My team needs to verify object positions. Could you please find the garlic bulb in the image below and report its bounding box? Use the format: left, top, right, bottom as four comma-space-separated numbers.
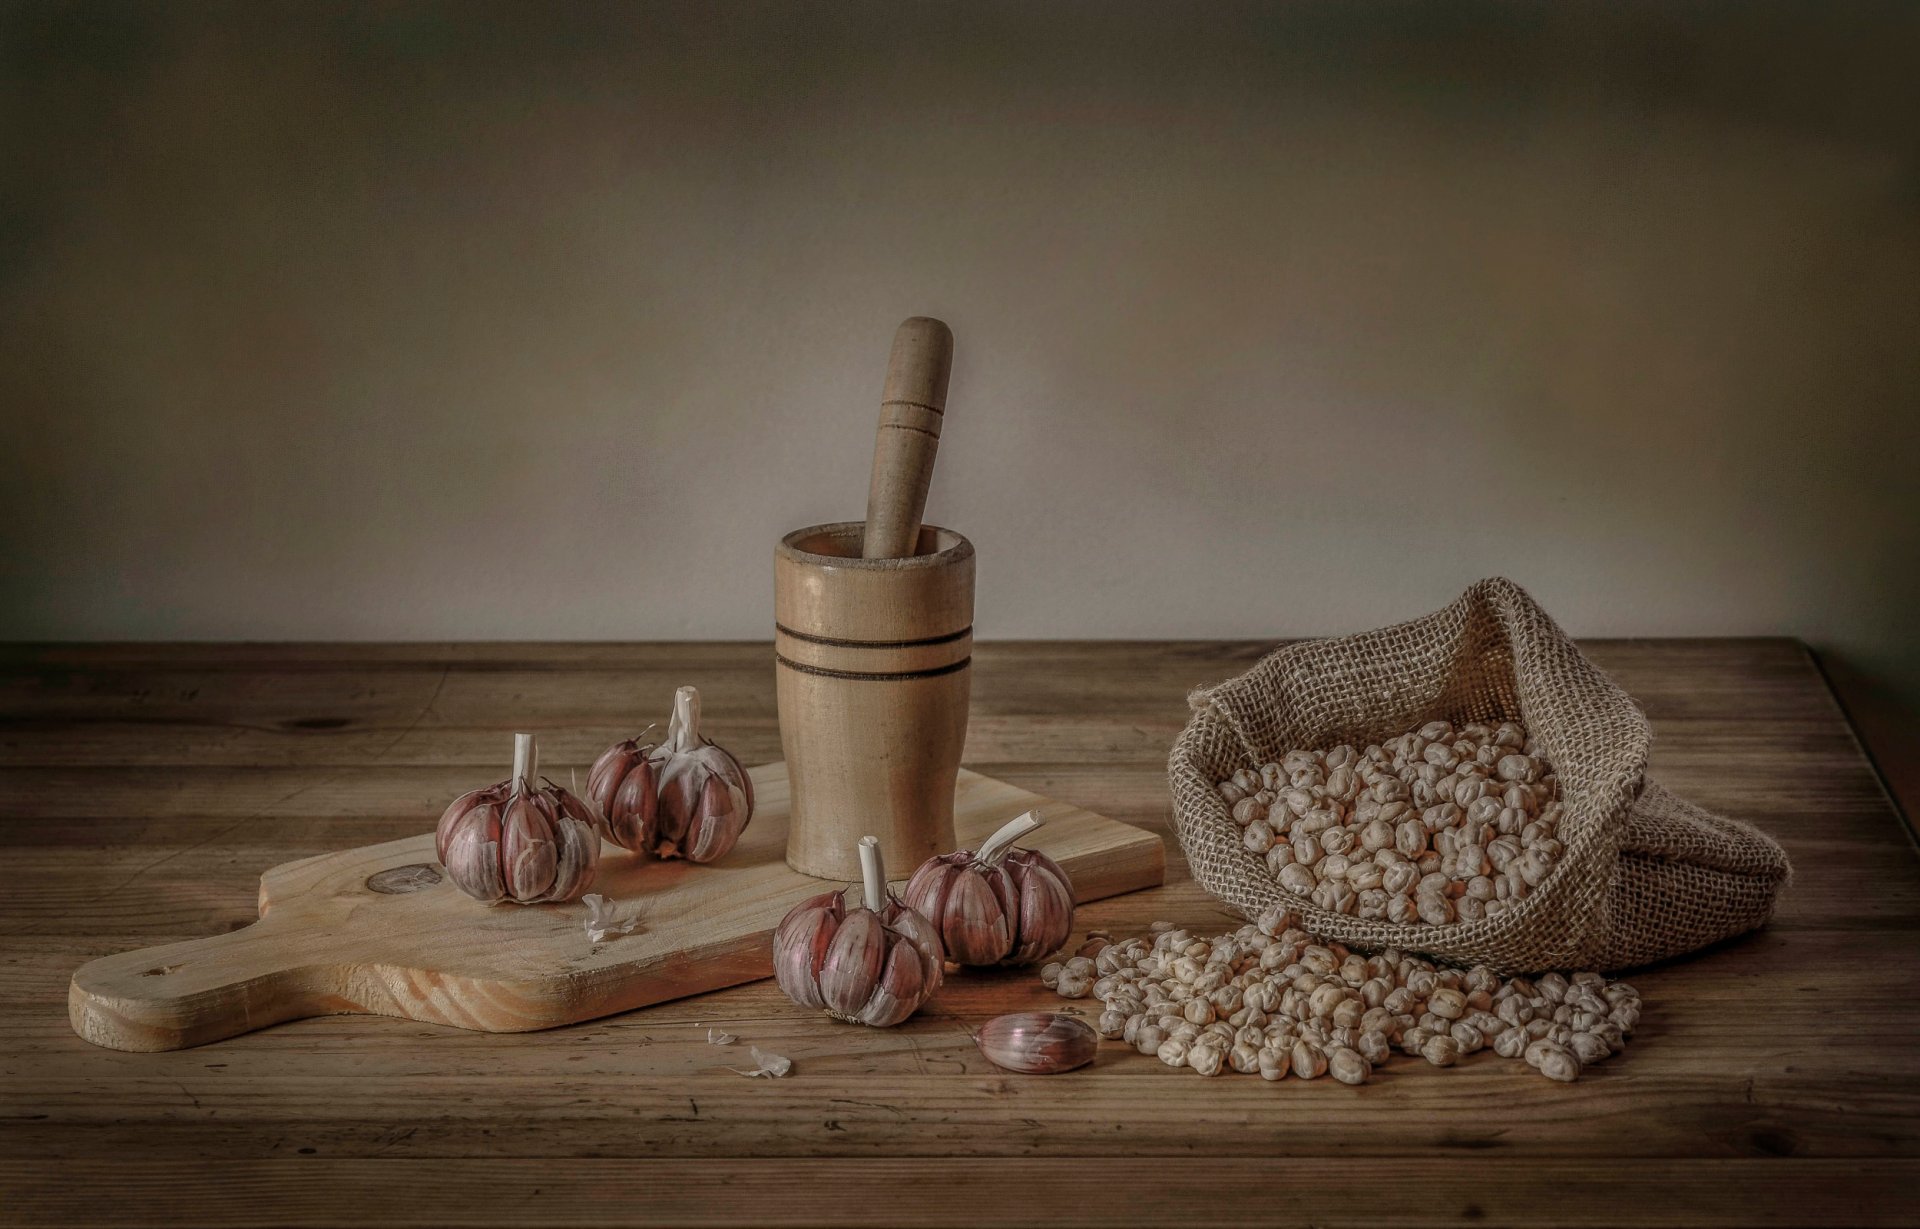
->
903, 811, 1074, 966
587, 685, 755, 863
773, 836, 944, 1027
436, 733, 601, 905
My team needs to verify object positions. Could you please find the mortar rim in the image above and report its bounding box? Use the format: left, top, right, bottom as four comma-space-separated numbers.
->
777, 521, 973, 572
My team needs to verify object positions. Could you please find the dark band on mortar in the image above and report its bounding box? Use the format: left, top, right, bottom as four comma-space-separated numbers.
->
774, 654, 971, 681
774, 623, 972, 650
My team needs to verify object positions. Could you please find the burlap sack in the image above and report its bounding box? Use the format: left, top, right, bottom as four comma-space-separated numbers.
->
1169, 578, 1790, 973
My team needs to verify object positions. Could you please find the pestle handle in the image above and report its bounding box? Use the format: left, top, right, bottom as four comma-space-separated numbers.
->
863, 317, 954, 559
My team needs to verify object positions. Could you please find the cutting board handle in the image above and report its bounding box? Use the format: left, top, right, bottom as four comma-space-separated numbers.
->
862, 316, 953, 559
70, 915, 348, 1052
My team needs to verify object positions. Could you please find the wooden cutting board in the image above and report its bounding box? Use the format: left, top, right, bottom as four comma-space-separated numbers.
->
68, 764, 1165, 1052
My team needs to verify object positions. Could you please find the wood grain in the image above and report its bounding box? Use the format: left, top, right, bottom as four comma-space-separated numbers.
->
2, 639, 1917, 1227
67, 766, 1162, 1051
5, 1159, 1919, 1228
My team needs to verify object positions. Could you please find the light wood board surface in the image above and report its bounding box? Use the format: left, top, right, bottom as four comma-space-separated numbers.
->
67, 765, 1163, 1052
3, 639, 1917, 1226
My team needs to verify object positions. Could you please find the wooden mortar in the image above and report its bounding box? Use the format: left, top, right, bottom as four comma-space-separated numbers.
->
776, 318, 973, 882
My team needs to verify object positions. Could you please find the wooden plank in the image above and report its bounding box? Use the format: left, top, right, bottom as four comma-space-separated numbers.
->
8, 919, 1920, 1161
1, 1158, 1917, 1228
1, 639, 1916, 1228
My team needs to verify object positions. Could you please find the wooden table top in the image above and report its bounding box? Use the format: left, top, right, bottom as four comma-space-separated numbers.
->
3, 640, 1915, 1227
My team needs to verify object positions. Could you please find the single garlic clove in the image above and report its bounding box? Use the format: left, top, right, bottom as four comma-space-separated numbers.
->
545, 810, 601, 903
586, 743, 639, 822
901, 862, 958, 957
500, 792, 558, 902
447, 836, 505, 905
652, 754, 699, 853
939, 867, 1014, 964
443, 802, 506, 904
985, 860, 1021, 919
443, 798, 500, 854
818, 908, 888, 1019
975, 1012, 1098, 1074
609, 758, 657, 850
889, 900, 947, 990
1007, 851, 1074, 964
548, 790, 605, 899
860, 937, 928, 1027
772, 892, 841, 1009
436, 786, 492, 865
685, 770, 743, 863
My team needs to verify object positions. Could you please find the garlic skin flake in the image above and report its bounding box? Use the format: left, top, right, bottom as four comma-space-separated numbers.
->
730, 1046, 792, 1078
581, 894, 639, 944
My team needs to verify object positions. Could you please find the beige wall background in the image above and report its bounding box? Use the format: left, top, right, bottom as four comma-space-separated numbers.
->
4, 2, 1917, 708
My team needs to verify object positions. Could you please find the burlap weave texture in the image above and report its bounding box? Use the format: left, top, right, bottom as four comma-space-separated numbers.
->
1168, 578, 1790, 973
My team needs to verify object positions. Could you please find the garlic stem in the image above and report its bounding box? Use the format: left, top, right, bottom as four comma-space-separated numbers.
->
858, 835, 886, 913
668, 686, 701, 753
977, 810, 1043, 868
512, 732, 538, 793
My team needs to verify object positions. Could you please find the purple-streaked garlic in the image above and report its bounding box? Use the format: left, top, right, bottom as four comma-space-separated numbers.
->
436, 733, 601, 905
587, 685, 754, 863
975, 1011, 1099, 1074
902, 811, 1074, 967
773, 835, 944, 1027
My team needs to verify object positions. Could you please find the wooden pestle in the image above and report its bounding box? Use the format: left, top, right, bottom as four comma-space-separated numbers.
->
777, 316, 970, 881
863, 316, 954, 559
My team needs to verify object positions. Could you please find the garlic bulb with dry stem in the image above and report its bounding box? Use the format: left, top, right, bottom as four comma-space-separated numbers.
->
773, 836, 944, 1027
436, 733, 601, 905
588, 685, 754, 863
902, 811, 1074, 966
